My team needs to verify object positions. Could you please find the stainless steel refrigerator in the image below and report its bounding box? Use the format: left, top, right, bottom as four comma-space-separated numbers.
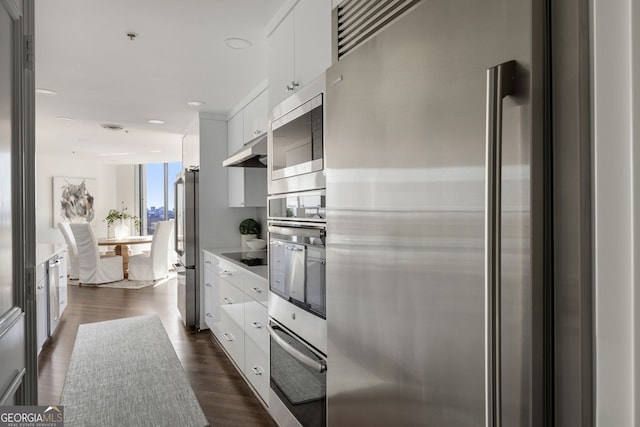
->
175, 169, 200, 328
325, 0, 563, 425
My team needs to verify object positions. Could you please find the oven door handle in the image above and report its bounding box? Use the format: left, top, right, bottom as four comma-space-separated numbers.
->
268, 225, 324, 238
267, 323, 327, 373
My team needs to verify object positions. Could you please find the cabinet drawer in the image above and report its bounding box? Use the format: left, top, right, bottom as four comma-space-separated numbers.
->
217, 259, 244, 290
203, 250, 218, 269
244, 300, 268, 351
244, 274, 267, 306
218, 309, 245, 368
203, 280, 215, 330
219, 278, 245, 329
244, 338, 269, 404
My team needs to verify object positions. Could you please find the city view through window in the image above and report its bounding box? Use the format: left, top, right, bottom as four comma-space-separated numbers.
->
145, 162, 182, 235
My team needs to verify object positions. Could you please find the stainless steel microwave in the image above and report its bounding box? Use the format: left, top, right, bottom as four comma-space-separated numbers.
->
268, 73, 326, 195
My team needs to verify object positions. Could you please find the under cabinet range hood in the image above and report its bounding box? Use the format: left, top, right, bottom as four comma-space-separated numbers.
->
222, 134, 267, 168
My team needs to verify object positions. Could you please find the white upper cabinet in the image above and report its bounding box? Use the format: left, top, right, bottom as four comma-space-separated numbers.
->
268, 11, 295, 109
227, 89, 267, 208
267, 0, 332, 108
293, 0, 332, 90
182, 119, 200, 170
228, 110, 244, 154
242, 89, 268, 143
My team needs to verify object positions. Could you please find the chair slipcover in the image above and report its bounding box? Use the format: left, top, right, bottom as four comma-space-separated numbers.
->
128, 220, 174, 281
70, 223, 124, 284
57, 222, 79, 280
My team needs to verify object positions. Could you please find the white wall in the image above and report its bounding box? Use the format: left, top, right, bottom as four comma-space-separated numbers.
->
115, 165, 136, 219
198, 114, 257, 250
592, 0, 639, 424
36, 152, 118, 244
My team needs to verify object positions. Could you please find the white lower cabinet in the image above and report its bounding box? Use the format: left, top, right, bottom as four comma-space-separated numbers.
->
58, 249, 68, 315
35, 262, 47, 355
203, 250, 270, 405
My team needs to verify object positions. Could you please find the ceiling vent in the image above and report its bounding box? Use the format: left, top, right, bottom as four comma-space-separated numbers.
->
336, 0, 422, 59
101, 123, 124, 132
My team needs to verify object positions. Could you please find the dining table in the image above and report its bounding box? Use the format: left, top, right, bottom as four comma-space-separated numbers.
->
97, 235, 153, 278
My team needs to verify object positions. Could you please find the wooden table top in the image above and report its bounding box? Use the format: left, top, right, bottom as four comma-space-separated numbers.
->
97, 236, 153, 245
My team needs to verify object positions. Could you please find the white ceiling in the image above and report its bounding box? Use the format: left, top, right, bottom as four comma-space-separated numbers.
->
35, 0, 285, 165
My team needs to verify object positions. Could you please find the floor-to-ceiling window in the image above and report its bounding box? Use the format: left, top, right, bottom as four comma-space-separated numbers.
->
139, 162, 181, 235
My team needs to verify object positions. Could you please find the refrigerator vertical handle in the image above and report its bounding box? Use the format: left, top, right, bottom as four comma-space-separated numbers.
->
174, 176, 183, 257
485, 60, 515, 427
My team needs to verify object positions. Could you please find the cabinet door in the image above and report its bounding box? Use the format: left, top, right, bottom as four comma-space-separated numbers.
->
243, 89, 268, 143
58, 250, 68, 315
35, 263, 47, 354
268, 10, 295, 108
294, 0, 332, 88
182, 131, 200, 170
218, 279, 245, 366
228, 111, 246, 207
203, 266, 215, 330
228, 111, 244, 153
244, 338, 270, 403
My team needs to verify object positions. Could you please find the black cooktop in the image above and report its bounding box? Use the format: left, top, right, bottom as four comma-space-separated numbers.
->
221, 251, 267, 267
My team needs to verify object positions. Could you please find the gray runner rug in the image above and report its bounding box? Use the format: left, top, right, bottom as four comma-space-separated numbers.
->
60, 314, 208, 427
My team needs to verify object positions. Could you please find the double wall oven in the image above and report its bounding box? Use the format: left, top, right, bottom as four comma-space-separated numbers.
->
267, 190, 327, 427
267, 73, 328, 427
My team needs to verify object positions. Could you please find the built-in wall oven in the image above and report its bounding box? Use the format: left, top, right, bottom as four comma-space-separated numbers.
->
268, 73, 326, 195
268, 189, 327, 427
268, 190, 326, 319
268, 318, 327, 427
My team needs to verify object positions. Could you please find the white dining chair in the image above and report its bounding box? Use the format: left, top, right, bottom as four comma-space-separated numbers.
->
127, 220, 174, 281
57, 222, 79, 280
70, 223, 124, 284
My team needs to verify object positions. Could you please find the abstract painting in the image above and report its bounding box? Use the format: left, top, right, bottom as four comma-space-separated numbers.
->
53, 177, 97, 226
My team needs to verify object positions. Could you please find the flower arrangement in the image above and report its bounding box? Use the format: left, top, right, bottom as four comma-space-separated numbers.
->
104, 202, 140, 231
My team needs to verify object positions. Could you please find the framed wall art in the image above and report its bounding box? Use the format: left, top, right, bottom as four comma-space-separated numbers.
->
52, 176, 97, 227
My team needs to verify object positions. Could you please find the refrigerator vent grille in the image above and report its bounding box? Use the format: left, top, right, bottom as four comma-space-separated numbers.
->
337, 0, 422, 58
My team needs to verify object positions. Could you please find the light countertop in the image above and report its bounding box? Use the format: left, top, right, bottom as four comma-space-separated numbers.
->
36, 243, 68, 266
202, 247, 267, 280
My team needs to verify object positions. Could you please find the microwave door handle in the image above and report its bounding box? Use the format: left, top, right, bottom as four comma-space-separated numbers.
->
267, 324, 327, 373
268, 225, 323, 238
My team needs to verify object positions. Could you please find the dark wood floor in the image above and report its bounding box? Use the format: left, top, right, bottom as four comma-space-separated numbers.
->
37, 278, 276, 427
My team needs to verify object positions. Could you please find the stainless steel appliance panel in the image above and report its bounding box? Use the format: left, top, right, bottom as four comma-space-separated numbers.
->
268, 220, 327, 319
326, 0, 542, 425
268, 190, 326, 222
284, 243, 306, 302
268, 74, 326, 195
174, 169, 200, 328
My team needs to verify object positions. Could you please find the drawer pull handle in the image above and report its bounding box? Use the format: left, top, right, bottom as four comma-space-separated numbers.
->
206, 313, 212, 317
223, 332, 235, 342
223, 297, 234, 305
252, 321, 262, 329
251, 366, 264, 376
221, 270, 232, 277
205, 260, 212, 264
205, 283, 212, 287
251, 287, 262, 294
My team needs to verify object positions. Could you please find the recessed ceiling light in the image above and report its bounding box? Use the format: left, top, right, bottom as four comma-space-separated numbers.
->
36, 88, 58, 96
148, 119, 165, 125
187, 100, 206, 108
149, 150, 162, 153
56, 116, 72, 121
101, 123, 124, 131
224, 38, 252, 50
